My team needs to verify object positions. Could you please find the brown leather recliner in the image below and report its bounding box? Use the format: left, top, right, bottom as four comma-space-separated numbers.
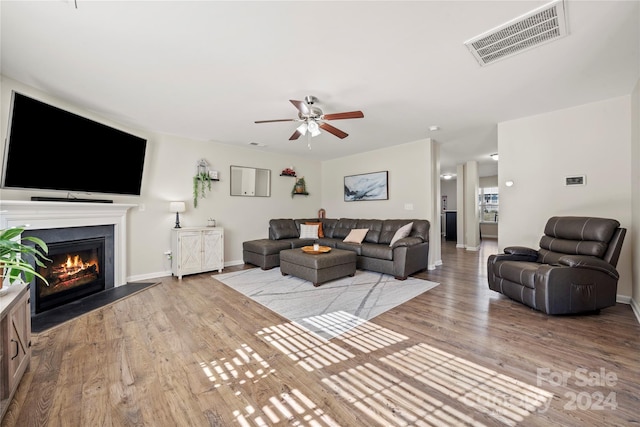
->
487, 216, 626, 314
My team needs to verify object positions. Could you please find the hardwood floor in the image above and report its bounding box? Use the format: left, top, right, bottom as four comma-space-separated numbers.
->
3, 239, 639, 426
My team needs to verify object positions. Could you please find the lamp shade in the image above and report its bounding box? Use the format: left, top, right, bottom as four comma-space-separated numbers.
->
169, 201, 186, 213
307, 120, 321, 137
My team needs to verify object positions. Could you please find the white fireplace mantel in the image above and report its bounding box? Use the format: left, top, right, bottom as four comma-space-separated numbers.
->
0, 200, 136, 286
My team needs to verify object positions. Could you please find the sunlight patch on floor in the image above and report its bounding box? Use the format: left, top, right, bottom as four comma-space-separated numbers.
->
199, 343, 275, 386
380, 343, 554, 426
322, 362, 488, 426
257, 320, 356, 372
304, 311, 409, 352
232, 388, 341, 427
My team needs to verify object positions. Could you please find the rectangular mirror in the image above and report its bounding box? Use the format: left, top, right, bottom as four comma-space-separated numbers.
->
230, 165, 271, 197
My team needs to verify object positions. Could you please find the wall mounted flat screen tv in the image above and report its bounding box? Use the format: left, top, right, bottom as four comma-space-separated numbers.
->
2, 91, 147, 196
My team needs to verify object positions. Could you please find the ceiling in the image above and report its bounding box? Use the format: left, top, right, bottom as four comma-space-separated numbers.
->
1, 1, 638, 179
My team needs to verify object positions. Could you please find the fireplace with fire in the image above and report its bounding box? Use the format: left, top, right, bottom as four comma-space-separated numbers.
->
22, 225, 116, 316
36, 238, 105, 313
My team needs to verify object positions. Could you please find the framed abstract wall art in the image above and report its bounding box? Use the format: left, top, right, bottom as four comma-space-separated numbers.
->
344, 171, 389, 201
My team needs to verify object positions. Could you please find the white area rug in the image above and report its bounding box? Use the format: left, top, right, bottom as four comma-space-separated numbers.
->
214, 268, 439, 339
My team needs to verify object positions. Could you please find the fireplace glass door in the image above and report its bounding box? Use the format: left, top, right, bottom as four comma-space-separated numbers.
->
35, 237, 106, 313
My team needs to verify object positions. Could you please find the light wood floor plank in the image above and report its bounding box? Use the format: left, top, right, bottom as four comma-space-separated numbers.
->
2, 239, 639, 426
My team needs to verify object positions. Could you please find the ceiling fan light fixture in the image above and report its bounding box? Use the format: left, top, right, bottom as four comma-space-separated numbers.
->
296, 122, 308, 136
307, 120, 321, 137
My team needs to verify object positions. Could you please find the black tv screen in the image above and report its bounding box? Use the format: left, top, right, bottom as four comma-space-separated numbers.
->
2, 92, 147, 196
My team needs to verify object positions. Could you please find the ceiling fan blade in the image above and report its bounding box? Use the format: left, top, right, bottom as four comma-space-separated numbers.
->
322, 111, 364, 120
289, 99, 310, 116
289, 130, 302, 140
319, 122, 348, 139
254, 118, 296, 124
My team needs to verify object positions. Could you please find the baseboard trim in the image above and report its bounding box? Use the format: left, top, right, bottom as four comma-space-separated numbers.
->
616, 294, 631, 304
127, 271, 171, 283
630, 298, 640, 324
126, 260, 247, 283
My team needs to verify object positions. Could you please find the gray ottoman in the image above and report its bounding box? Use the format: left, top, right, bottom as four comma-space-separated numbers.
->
280, 248, 357, 287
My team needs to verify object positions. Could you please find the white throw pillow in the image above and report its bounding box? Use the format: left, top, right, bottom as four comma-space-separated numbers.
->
343, 229, 369, 244
299, 224, 319, 239
389, 222, 413, 247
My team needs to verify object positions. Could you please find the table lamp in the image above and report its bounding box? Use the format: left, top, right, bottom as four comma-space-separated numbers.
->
170, 201, 186, 228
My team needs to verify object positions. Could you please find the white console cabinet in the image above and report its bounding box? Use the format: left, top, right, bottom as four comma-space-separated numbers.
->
171, 227, 224, 279
0, 283, 31, 422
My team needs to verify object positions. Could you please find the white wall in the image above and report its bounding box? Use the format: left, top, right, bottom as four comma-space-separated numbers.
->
320, 139, 440, 268
128, 134, 322, 279
0, 76, 322, 280
440, 179, 457, 211
498, 96, 633, 298
1, 77, 442, 281
631, 78, 640, 318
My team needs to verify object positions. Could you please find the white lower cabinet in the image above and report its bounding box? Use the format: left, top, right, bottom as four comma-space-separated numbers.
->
171, 227, 224, 279
0, 283, 31, 422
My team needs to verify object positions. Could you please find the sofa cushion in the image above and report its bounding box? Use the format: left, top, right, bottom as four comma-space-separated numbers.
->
333, 218, 359, 239
269, 219, 299, 240
495, 260, 538, 289
544, 216, 619, 243
379, 220, 414, 245
243, 239, 293, 256
361, 243, 393, 261
389, 222, 413, 247
538, 237, 608, 259
299, 224, 319, 239
319, 218, 338, 238
305, 222, 324, 238
336, 241, 363, 255
356, 219, 383, 243
343, 229, 368, 244
539, 216, 619, 259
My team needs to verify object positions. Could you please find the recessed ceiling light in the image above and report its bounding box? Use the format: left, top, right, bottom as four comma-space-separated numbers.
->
429, 125, 440, 131
441, 174, 455, 180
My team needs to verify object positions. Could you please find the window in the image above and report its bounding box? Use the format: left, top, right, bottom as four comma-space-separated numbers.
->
479, 187, 499, 222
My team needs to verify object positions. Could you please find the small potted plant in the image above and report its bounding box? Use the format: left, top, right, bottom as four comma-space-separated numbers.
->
193, 171, 213, 208
193, 159, 213, 208
291, 176, 308, 197
0, 226, 50, 291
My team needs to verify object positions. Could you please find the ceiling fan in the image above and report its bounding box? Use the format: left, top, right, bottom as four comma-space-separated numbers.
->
254, 96, 364, 141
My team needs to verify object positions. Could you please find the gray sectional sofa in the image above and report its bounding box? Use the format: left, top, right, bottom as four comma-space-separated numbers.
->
243, 218, 430, 280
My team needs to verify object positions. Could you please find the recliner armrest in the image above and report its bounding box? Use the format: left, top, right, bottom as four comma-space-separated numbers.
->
487, 246, 538, 265
503, 246, 539, 261
557, 255, 619, 279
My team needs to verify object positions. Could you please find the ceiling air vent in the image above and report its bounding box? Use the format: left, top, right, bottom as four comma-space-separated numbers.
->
464, 0, 568, 66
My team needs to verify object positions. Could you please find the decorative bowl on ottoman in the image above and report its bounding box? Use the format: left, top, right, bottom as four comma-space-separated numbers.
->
301, 245, 331, 254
